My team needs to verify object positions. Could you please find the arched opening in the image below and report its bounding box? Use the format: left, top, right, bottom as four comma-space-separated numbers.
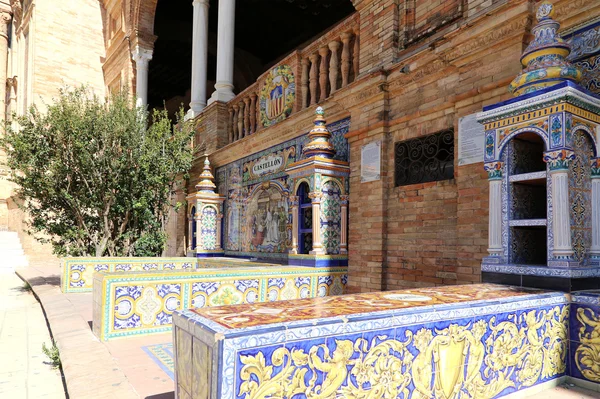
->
505, 132, 547, 265
297, 182, 312, 254
146, 0, 355, 117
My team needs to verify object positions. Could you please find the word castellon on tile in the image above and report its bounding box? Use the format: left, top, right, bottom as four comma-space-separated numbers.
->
478, 0, 600, 292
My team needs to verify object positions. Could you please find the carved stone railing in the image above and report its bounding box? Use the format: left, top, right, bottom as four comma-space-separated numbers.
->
226, 12, 360, 144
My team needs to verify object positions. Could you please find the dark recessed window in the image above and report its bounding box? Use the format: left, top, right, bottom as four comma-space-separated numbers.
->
394, 129, 454, 187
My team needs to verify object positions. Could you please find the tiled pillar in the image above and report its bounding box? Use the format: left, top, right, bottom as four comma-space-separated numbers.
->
208, 0, 236, 104
545, 150, 575, 261
290, 196, 299, 254
216, 213, 223, 250
340, 195, 348, 254
590, 158, 600, 260
189, 0, 210, 116
195, 206, 202, 252
132, 46, 153, 107
485, 162, 503, 257
309, 192, 325, 255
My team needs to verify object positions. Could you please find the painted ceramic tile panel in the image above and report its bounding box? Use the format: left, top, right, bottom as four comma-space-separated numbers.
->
191, 284, 542, 330
234, 304, 568, 399
61, 257, 196, 293
94, 266, 347, 341
568, 130, 593, 263
217, 118, 350, 259
570, 291, 600, 384
566, 20, 600, 94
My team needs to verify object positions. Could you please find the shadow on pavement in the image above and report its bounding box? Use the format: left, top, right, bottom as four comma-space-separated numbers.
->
146, 392, 174, 399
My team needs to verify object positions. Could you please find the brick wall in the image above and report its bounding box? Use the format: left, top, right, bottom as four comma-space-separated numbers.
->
170, 0, 600, 283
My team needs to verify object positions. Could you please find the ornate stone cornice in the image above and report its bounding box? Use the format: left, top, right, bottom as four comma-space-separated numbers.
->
440, 15, 532, 63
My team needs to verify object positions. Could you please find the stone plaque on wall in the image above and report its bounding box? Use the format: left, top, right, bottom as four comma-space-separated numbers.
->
458, 113, 485, 166
361, 141, 381, 183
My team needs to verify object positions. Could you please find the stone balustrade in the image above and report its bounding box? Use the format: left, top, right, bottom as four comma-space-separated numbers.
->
226, 13, 359, 145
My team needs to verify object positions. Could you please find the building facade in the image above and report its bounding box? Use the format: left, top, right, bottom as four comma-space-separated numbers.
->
2, 0, 600, 292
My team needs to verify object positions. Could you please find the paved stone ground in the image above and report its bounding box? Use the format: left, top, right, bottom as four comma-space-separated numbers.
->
0, 269, 66, 399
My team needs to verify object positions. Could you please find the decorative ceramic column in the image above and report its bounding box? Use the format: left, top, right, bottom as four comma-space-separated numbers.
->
484, 162, 503, 258
309, 192, 325, 255
188, 210, 193, 252
132, 46, 153, 107
340, 195, 349, 254
328, 41, 340, 94
318, 46, 329, 102
545, 150, 575, 261
309, 54, 319, 106
216, 214, 223, 250
0, 11, 11, 121
289, 196, 299, 254
186, 157, 226, 257
208, 0, 236, 104
301, 58, 310, 109
590, 158, 600, 260
340, 32, 352, 88
189, 0, 210, 116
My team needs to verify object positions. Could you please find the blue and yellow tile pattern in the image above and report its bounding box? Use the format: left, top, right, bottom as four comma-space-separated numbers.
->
173, 284, 572, 399
93, 266, 347, 341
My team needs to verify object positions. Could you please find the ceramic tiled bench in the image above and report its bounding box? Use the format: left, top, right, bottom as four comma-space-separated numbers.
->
172, 284, 577, 399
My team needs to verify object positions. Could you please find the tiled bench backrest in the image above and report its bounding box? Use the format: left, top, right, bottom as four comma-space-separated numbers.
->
93, 266, 347, 341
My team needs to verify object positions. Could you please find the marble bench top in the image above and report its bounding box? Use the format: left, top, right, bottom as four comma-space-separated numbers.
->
186, 283, 557, 331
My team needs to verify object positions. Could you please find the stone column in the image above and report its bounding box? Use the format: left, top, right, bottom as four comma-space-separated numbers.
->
132, 46, 153, 107
318, 46, 329, 102
208, 0, 236, 104
249, 93, 257, 133
328, 41, 340, 94
545, 151, 575, 261
484, 162, 503, 257
301, 58, 309, 109
340, 195, 348, 254
0, 11, 11, 121
309, 192, 325, 255
340, 32, 352, 88
353, 29, 360, 81
289, 196, 299, 254
237, 101, 244, 138
243, 97, 250, 137
232, 104, 239, 141
189, 0, 210, 116
227, 107, 234, 143
309, 54, 319, 106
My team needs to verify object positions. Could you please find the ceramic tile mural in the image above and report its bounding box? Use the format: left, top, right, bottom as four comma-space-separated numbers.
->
92, 266, 347, 341
61, 257, 196, 293
216, 118, 350, 260
568, 130, 593, 263
173, 284, 571, 399
566, 21, 600, 95
570, 290, 600, 384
